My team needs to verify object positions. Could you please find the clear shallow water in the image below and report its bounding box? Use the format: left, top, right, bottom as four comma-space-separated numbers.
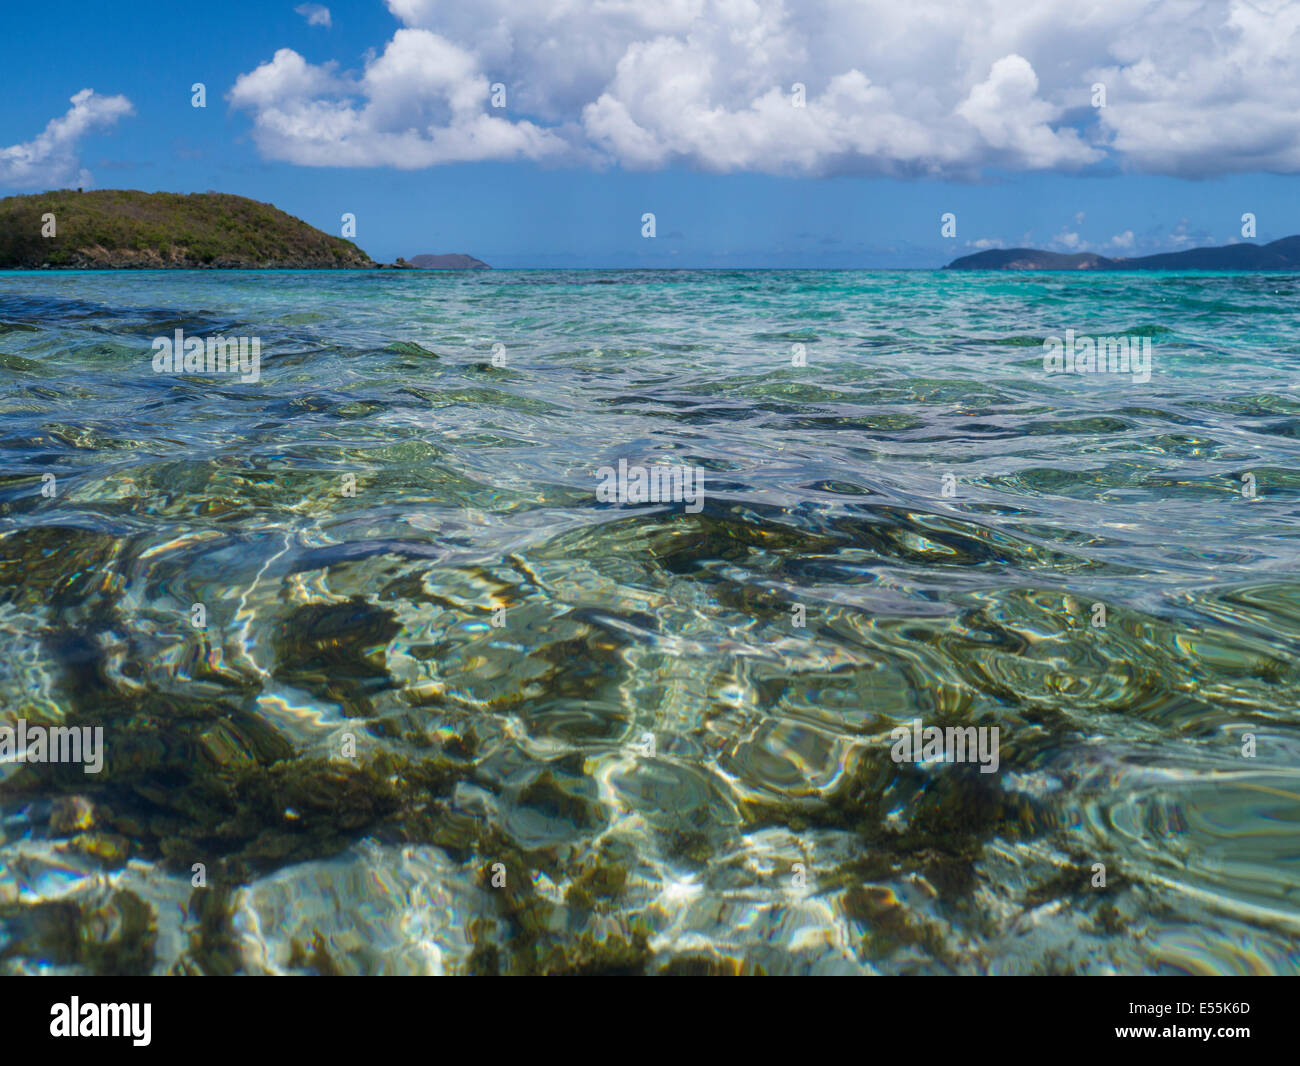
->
0, 268, 1298, 975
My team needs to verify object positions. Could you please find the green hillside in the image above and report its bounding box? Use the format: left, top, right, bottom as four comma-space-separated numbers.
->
0, 189, 375, 269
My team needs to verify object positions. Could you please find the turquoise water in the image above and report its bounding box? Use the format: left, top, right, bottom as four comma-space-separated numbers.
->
1, 269, 1298, 974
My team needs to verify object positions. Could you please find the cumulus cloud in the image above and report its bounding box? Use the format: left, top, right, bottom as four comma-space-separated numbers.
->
295, 4, 332, 28
955, 55, 1100, 170
0, 89, 134, 190
1090, 0, 1300, 176
228, 0, 1300, 178
229, 34, 568, 166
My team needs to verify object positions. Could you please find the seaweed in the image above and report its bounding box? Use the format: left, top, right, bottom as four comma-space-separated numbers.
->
658, 953, 743, 976
517, 769, 601, 830
1091, 902, 1127, 936
0, 890, 157, 975
272, 596, 402, 718
1024, 861, 1128, 907
287, 930, 346, 976
564, 851, 630, 910
744, 742, 1043, 903
6, 734, 475, 883
841, 884, 950, 962
464, 925, 502, 976
181, 885, 242, 976
530, 930, 652, 977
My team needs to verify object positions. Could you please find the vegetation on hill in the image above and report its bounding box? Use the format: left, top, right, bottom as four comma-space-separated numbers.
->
0, 189, 375, 269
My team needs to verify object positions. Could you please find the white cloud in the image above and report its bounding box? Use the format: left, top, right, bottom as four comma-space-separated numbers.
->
954, 55, 1100, 170
0, 89, 134, 190
228, 0, 1300, 178
295, 4, 332, 28
1052, 229, 1084, 250
967, 237, 1004, 249
1109, 230, 1135, 249
1090, 1, 1300, 177
229, 34, 569, 167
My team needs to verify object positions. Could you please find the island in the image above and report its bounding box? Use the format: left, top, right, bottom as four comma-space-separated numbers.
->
407, 253, 490, 269
0, 190, 375, 269
944, 235, 1300, 271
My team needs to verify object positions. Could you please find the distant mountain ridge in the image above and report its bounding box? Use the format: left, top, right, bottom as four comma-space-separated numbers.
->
945, 235, 1300, 271
0, 190, 374, 269
407, 253, 490, 269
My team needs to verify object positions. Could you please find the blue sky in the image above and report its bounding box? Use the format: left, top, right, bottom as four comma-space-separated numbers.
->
1, 0, 1296, 267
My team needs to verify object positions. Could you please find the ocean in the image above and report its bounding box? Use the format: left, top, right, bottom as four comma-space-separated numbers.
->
1, 268, 1298, 975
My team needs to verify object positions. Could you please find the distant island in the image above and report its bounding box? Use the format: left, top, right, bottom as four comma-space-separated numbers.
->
0, 190, 374, 269
405, 253, 490, 269
945, 235, 1300, 271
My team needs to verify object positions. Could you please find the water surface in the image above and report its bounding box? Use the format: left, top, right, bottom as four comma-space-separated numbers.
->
1, 269, 1298, 974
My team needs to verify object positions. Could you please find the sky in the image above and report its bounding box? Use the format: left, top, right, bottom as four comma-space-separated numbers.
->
1, 0, 1297, 268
